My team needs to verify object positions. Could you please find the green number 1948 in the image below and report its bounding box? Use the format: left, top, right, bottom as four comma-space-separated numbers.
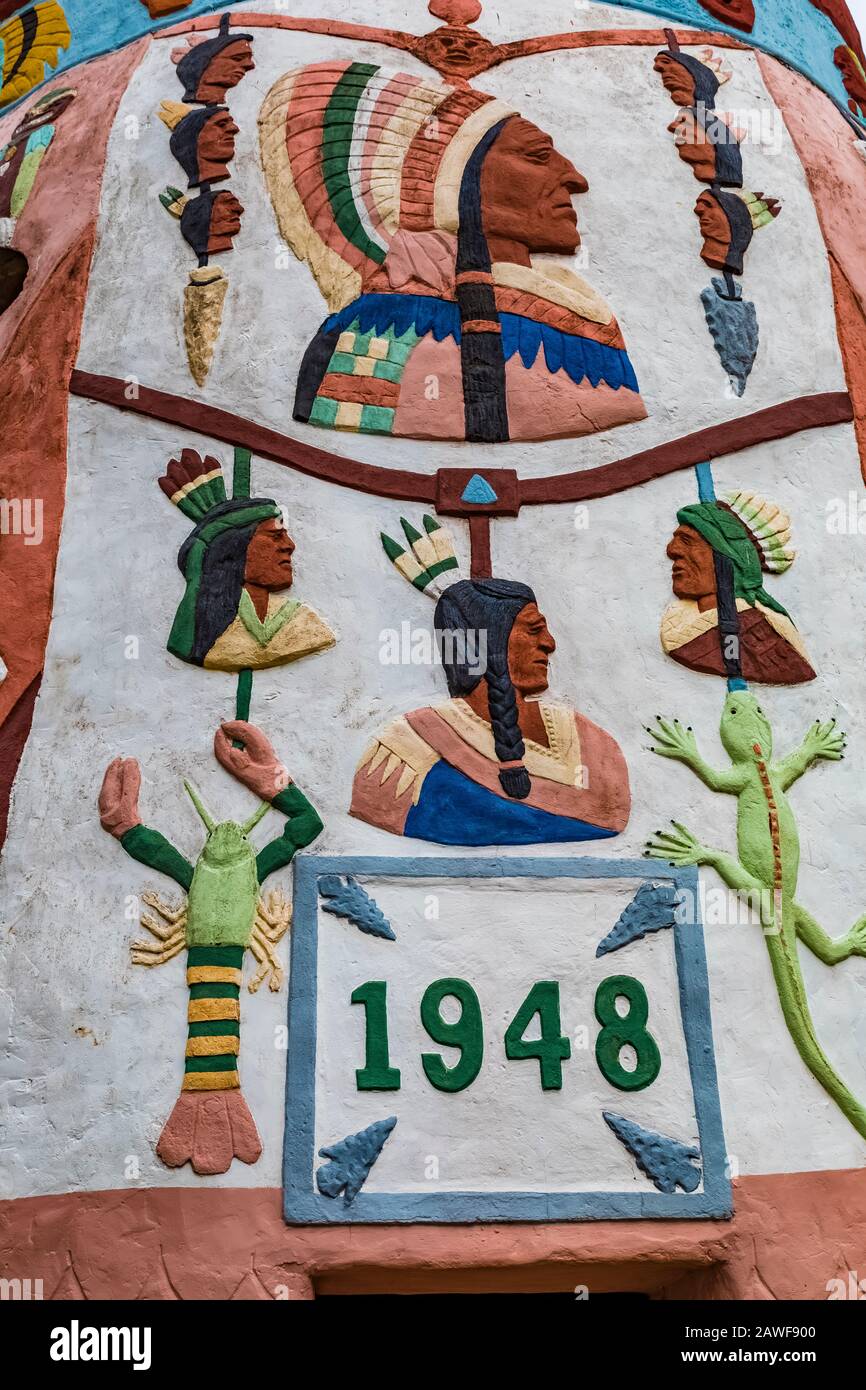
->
350, 975, 661, 1094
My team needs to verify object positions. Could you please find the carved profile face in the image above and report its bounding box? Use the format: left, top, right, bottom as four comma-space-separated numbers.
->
654, 52, 697, 106
668, 111, 717, 180
480, 117, 588, 256
415, 25, 496, 79
670, 110, 743, 187
208, 190, 244, 252
244, 517, 295, 590
667, 525, 717, 602
670, 111, 717, 180
198, 39, 256, 103
506, 602, 556, 696
197, 109, 239, 182
699, 0, 756, 30
694, 190, 731, 269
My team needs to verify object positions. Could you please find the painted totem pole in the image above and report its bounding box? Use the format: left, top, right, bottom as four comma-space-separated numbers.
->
1, 0, 866, 1308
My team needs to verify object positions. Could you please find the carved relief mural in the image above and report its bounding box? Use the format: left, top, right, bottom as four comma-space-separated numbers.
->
159, 448, 335, 673
159, 14, 254, 383
661, 479, 815, 683
2, 0, 866, 1311
655, 33, 781, 395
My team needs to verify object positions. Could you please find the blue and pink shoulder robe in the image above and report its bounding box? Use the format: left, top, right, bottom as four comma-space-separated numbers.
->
350, 701, 631, 846
294, 264, 647, 442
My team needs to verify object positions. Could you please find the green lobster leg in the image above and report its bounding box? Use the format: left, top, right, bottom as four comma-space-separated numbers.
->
255, 785, 324, 884
120, 824, 194, 892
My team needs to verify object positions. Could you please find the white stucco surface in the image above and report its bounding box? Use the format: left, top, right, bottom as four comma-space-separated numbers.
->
314, 874, 699, 1195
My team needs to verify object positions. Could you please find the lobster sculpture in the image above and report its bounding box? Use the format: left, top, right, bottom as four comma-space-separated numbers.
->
99, 721, 322, 1174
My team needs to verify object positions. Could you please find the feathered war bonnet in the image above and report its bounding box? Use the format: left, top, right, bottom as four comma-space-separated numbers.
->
159, 450, 280, 665
258, 58, 516, 314
676, 489, 796, 617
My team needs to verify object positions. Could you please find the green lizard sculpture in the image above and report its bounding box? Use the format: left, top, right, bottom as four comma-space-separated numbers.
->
644, 690, 866, 1140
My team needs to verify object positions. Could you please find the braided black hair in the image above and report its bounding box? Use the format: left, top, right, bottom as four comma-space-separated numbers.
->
434, 579, 536, 800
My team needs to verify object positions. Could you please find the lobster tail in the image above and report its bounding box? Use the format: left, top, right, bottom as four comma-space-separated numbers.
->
157, 1090, 262, 1174
156, 943, 261, 1174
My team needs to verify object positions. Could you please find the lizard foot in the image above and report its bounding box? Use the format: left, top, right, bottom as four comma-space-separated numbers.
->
646, 716, 700, 765
801, 718, 847, 762
645, 820, 713, 868
843, 915, 866, 958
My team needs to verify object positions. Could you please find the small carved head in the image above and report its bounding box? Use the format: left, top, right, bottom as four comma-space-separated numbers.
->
175, 16, 255, 103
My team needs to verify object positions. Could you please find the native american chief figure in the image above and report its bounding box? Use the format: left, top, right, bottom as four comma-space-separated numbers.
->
259, 62, 647, 443
661, 489, 815, 685
351, 517, 631, 846
158, 450, 334, 673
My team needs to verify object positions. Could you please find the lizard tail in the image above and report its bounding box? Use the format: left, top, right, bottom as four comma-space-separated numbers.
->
156, 944, 262, 1174
766, 938, 866, 1141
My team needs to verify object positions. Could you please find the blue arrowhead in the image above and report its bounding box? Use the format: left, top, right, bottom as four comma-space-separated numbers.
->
460, 473, 498, 505
318, 875, 396, 940
316, 1117, 397, 1204
701, 278, 759, 397
603, 1111, 702, 1194
596, 882, 678, 957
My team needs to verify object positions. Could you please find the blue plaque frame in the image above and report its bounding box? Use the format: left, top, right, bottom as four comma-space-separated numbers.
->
283, 855, 732, 1224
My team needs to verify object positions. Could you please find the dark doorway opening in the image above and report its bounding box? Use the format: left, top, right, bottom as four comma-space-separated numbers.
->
0, 248, 28, 315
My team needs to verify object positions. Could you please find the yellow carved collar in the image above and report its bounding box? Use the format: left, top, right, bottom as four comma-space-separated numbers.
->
437, 699, 584, 788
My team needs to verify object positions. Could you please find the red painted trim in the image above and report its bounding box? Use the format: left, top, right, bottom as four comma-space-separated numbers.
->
69, 371, 853, 509
468, 514, 492, 577
2, 1166, 865, 1299
155, 13, 750, 71
493, 28, 748, 64
0, 671, 40, 848
70, 371, 437, 504
519, 392, 853, 503
156, 11, 426, 48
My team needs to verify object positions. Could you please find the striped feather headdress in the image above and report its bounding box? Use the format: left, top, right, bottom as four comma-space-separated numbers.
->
258, 60, 514, 312
722, 489, 795, 573
159, 449, 228, 522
